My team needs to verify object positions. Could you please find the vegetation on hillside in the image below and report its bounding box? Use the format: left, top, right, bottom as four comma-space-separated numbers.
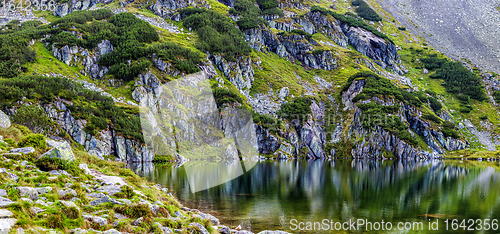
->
0, 125, 206, 233
0, 20, 50, 78
421, 54, 485, 115
277, 97, 312, 124
0, 76, 143, 141
256, 0, 283, 16
181, 8, 252, 60
311, 6, 392, 43
352, 0, 382, 21
229, 0, 270, 30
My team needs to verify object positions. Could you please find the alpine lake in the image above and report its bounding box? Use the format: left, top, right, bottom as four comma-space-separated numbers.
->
129, 159, 500, 233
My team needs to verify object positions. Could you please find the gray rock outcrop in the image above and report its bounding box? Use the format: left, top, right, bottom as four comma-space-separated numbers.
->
0, 111, 10, 129
38, 141, 76, 162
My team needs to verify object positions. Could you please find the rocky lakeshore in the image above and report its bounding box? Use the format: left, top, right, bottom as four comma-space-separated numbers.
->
0, 124, 287, 234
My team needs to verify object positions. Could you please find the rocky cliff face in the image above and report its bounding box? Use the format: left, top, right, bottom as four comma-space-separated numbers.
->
243, 26, 338, 71
53, 0, 103, 17
341, 25, 401, 73
149, 0, 210, 18
256, 10, 403, 74
210, 54, 254, 90
3, 101, 153, 162
341, 79, 468, 158
50, 40, 112, 80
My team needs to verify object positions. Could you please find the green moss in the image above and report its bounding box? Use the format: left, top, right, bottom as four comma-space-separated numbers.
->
35, 157, 83, 176
17, 134, 47, 150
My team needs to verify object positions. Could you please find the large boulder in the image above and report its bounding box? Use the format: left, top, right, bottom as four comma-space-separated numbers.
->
38, 141, 75, 162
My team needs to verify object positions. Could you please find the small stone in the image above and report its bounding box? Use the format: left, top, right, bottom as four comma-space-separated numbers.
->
96, 185, 121, 196
0, 218, 17, 234
114, 213, 127, 220
174, 211, 182, 217
219, 226, 231, 234
10, 147, 35, 154
83, 215, 107, 226
0, 209, 13, 218
35, 200, 49, 207
117, 199, 131, 205
0, 189, 6, 197
70, 228, 88, 234
58, 188, 77, 198
16, 187, 38, 200
150, 204, 159, 215
131, 217, 143, 226
189, 223, 209, 234
36, 187, 52, 195
16, 227, 24, 234
29, 207, 45, 215
103, 229, 120, 234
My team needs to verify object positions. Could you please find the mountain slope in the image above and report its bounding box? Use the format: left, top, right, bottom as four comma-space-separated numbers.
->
0, 0, 499, 163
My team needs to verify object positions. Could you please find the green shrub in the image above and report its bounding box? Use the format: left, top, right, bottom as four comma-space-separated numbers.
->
113, 204, 152, 218
262, 7, 284, 17
459, 104, 473, 113
60, 203, 81, 219
493, 91, 500, 102
352, 0, 382, 21
181, 9, 252, 59
429, 97, 442, 112
290, 29, 312, 40
442, 121, 459, 139
12, 105, 55, 134
277, 97, 312, 124
421, 55, 447, 70
230, 0, 261, 18
148, 42, 202, 74
422, 113, 442, 124
422, 58, 486, 101
253, 112, 281, 129
237, 17, 259, 30
438, 62, 485, 101
256, 0, 278, 10
347, 72, 421, 106
17, 133, 47, 150
397, 26, 406, 31
213, 87, 243, 107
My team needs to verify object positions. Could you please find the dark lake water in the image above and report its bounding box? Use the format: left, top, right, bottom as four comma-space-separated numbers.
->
129, 160, 500, 233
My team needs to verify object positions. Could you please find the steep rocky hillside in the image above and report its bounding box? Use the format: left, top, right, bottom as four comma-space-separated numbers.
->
373, 0, 500, 74
1, 0, 500, 232
1, 0, 499, 162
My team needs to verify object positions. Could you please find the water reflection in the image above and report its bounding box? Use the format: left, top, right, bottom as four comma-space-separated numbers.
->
129, 160, 500, 233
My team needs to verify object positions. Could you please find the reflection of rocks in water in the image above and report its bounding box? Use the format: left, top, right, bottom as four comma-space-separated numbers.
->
127, 162, 155, 177
131, 159, 500, 233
